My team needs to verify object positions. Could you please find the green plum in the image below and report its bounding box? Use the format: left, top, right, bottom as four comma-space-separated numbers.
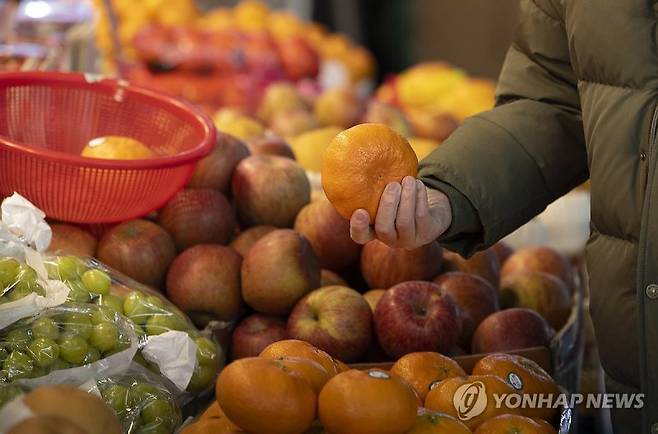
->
0, 258, 19, 288
53, 256, 86, 281
195, 337, 217, 366
47, 358, 71, 373
140, 399, 174, 429
187, 364, 216, 392
66, 280, 92, 303
98, 294, 124, 315
58, 335, 88, 365
144, 314, 186, 336
83, 347, 101, 365
0, 347, 8, 363
3, 351, 33, 380
90, 322, 119, 352
101, 384, 128, 414
123, 292, 152, 325
31, 317, 60, 340
5, 327, 32, 351
127, 383, 165, 408
81, 269, 111, 295
0, 384, 23, 408
27, 337, 60, 367
63, 313, 92, 339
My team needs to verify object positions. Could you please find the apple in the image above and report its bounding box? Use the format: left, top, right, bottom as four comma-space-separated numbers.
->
230, 314, 288, 360
501, 246, 574, 291
287, 286, 372, 362
313, 88, 365, 128
363, 289, 386, 313
157, 188, 237, 250
231, 155, 311, 227
362, 101, 412, 137
229, 225, 277, 257
406, 108, 459, 142
247, 135, 296, 160
187, 131, 250, 193
270, 109, 319, 138
97, 219, 176, 288
275, 36, 319, 81
490, 242, 514, 266
471, 308, 555, 354
47, 224, 97, 257
374, 281, 461, 359
433, 272, 499, 350
442, 249, 500, 288
320, 269, 347, 287
257, 82, 308, 123
294, 200, 361, 271
166, 245, 243, 326
241, 229, 320, 315
499, 270, 572, 330
361, 240, 443, 289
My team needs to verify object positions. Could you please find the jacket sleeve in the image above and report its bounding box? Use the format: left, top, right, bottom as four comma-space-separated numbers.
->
418, 0, 588, 256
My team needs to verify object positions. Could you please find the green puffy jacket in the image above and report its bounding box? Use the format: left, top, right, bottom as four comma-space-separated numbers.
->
418, 0, 658, 432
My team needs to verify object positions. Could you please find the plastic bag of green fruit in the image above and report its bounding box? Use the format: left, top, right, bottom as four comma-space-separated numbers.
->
41, 256, 224, 400
84, 364, 184, 434
0, 303, 139, 388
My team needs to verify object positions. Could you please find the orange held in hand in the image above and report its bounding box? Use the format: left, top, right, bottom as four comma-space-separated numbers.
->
390, 352, 467, 401
321, 123, 418, 223
215, 357, 317, 434
318, 368, 418, 434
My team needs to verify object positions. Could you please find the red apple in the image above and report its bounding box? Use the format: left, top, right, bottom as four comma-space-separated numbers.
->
47, 224, 97, 257
247, 135, 296, 160
230, 314, 288, 360
231, 155, 310, 227
157, 188, 237, 250
490, 242, 514, 266
97, 219, 176, 288
374, 281, 461, 359
499, 270, 572, 330
363, 289, 386, 313
187, 131, 250, 193
320, 269, 347, 287
361, 240, 443, 289
241, 229, 320, 315
166, 245, 243, 326
229, 225, 277, 257
501, 246, 574, 291
471, 308, 555, 354
287, 285, 372, 362
294, 200, 361, 271
443, 249, 500, 288
433, 272, 499, 350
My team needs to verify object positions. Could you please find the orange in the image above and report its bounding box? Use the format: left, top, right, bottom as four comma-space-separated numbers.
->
81, 136, 156, 160
215, 357, 316, 434
180, 418, 244, 434
260, 339, 341, 376
335, 359, 350, 373
474, 414, 557, 434
313, 88, 364, 128
321, 123, 418, 222
391, 352, 466, 401
277, 356, 332, 393
472, 354, 560, 420
424, 375, 521, 430
318, 369, 418, 434
405, 411, 472, 434
199, 401, 224, 420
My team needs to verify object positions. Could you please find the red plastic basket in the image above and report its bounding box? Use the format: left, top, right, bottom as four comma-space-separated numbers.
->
0, 72, 216, 223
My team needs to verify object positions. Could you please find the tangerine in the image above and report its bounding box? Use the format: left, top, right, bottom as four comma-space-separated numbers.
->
277, 356, 332, 393
405, 410, 472, 434
321, 123, 418, 223
260, 339, 341, 376
474, 414, 557, 434
390, 352, 466, 401
180, 418, 243, 434
215, 357, 316, 434
318, 368, 418, 434
424, 375, 521, 430
472, 354, 560, 420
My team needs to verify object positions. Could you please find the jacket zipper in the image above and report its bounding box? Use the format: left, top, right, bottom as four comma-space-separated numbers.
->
645, 104, 658, 188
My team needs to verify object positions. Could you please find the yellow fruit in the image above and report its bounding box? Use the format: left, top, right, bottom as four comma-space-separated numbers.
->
408, 137, 440, 161
213, 109, 265, 142
290, 126, 342, 172
396, 63, 467, 110
81, 136, 156, 160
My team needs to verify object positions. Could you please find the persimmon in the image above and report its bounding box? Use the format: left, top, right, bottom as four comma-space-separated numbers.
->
318, 369, 418, 434
321, 123, 418, 223
390, 352, 466, 401
215, 357, 316, 434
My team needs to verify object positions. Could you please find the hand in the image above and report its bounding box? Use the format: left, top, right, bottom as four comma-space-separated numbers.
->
350, 176, 452, 249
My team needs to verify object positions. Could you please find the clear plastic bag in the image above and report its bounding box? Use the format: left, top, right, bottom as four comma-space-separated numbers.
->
89, 365, 183, 434
0, 303, 138, 387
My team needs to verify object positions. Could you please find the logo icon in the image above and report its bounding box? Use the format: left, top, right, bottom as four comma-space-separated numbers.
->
453, 381, 487, 421
508, 372, 524, 391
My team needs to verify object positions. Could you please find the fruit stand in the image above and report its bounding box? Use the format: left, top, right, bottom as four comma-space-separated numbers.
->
0, 1, 590, 434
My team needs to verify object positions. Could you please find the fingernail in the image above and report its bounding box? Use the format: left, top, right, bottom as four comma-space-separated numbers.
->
386, 182, 401, 194
416, 179, 425, 189
403, 176, 415, 188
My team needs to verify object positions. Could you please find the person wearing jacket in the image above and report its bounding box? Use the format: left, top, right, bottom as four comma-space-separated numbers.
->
350, 0, 658, 432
